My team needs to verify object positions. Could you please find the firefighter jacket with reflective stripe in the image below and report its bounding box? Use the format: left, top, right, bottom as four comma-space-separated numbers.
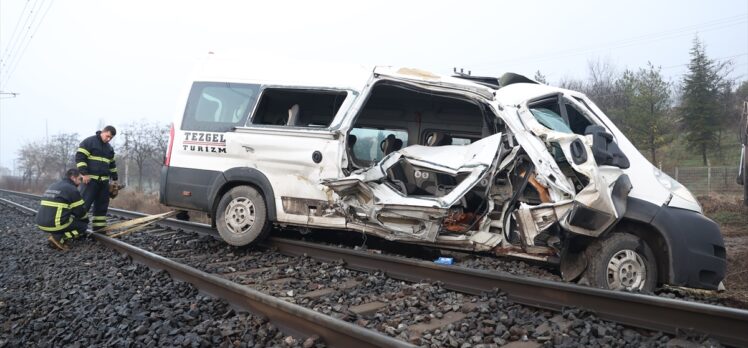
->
76, 131, 118, 181
35, 178, 87, 232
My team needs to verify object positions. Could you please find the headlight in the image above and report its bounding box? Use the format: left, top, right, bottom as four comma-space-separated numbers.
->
653, 167, 702, 212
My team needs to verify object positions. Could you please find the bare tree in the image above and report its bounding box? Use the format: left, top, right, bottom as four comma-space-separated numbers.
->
149, 123, 170, 166
122, 121, 168, 191
49, 133, 80, 176
558, 76, 585, 91
585, 57, 621, 113
17, 140, 53, 185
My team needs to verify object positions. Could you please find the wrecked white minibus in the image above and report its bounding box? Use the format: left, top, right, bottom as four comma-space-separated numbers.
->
160, 58, 726, 291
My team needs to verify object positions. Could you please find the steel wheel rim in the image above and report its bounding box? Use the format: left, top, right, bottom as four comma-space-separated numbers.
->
606, 249, 646, 291
224, 197, 256, 235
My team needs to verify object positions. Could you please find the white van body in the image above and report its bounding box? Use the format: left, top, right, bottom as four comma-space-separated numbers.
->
161, 56, 725, 291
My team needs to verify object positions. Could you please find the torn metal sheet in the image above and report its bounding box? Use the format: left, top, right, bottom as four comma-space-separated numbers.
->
513, 101, 626, 237
513, 201, 572, 247
495, 104, 576, 200
323, 133, 506, 241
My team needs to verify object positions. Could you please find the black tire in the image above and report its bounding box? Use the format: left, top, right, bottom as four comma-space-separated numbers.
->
583, 233, 658, 292
175, 210, 190, 221
215, 186, 270, 246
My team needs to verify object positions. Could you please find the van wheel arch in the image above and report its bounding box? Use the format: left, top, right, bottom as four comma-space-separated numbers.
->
562, 219, 670, 289
581, 231, 658, 291
209, 167, 277, 228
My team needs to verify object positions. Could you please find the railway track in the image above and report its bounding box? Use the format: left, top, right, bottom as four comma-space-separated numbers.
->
0, 191, 411, 348
2, 188, 748, 347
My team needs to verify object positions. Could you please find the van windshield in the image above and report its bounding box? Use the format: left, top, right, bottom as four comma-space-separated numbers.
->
530, 108, 573, 133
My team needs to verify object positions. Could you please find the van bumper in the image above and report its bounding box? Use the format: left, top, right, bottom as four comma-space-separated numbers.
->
651, 205, 726, 290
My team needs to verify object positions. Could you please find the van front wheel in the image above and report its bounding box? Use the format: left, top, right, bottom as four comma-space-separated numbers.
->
583, 233, 657, 292
216, 186, 270, 246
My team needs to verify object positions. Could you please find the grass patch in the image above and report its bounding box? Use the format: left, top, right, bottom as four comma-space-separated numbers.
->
710, 210, 748, 225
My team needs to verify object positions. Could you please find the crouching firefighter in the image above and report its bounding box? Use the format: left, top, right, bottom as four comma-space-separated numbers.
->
76, 125, 118, 231
36, 168, 88, 250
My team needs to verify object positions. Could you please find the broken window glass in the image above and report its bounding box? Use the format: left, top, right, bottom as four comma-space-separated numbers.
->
530, 108, 573, 134
349, 128, 408, 163
251, 88, 346, 127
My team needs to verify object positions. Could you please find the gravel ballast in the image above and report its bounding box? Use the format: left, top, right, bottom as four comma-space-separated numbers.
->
0, 204, 318, 348
0, 192, 730, 347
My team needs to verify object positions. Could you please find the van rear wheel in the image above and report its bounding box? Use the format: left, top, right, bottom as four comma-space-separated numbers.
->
216, 186, 270, 246
583, 233, 657, 292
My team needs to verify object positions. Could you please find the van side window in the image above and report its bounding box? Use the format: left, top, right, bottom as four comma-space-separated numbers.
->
349, 128, 408, 163
251, 89, 347, 128
181, 82, 260, 132
182, 82, 260, 132
422, 131, 479, 146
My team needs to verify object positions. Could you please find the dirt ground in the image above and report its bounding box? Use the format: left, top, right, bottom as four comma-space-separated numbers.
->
699, 194, 748, 308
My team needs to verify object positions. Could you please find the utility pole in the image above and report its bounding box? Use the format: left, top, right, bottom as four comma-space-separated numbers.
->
0, 92, 17, 175
124, 132, 130, 187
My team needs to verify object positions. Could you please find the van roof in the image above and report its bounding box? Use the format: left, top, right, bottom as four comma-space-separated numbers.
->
194, 53, 500, 95
495, 82, 583, 105
194, 54, 376, 91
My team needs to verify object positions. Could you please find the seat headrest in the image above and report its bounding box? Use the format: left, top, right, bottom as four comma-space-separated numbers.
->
287, 104, 300, 126
380, 134, 401, 156
393, 138, 403, 151
427, 132, 452, 146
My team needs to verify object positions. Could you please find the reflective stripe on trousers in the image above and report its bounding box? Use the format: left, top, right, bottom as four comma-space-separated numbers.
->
92, 216, 107, 228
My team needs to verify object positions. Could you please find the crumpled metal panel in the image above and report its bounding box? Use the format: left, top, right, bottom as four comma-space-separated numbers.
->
323, 134, 505, 241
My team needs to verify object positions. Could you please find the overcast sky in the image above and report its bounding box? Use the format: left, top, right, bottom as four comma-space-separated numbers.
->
0, 0, 746, 170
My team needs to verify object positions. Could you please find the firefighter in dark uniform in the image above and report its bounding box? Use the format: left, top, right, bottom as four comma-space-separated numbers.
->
76, 125, 118, 231
36, 168, 88, 250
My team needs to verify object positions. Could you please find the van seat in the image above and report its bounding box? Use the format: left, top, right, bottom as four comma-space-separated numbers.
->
426, 131, 452, 146
380, 134, 404, 156
287, 104, 300, 126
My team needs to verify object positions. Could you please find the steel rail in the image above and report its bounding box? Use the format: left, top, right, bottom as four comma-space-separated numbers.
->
268, 237, 748, 346
0, 195, 413, 348
4, 189, 748, 346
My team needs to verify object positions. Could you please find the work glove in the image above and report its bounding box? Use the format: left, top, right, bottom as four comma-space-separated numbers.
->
109, 182, 126, 199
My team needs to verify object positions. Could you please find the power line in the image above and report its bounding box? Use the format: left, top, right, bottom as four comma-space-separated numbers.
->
661, 52, 748, 70
469, 14, 747, 70
1, 0, 53, 89
0, 0, 31, 67
1, 0, 47, 87
555, 53, 747, 99
0, 91, 19, 99
0, 0, 42, 77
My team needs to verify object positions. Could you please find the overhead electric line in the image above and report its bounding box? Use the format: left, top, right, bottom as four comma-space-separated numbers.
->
0, 0, 53, 89
0, 0, 42, 77
0, 91, 19, 99
0, 0, 31, 69
660, 52, 748, 70
469, 14, 748, 70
